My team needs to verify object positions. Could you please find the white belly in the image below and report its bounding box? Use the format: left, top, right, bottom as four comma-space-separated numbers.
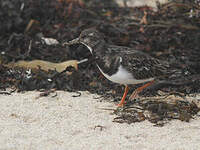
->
97, 65, 154, 85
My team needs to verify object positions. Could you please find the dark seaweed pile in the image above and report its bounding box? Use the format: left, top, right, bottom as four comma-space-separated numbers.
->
0, 0, 200, 125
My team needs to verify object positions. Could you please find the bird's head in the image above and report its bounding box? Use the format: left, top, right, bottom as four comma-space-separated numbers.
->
63, 29, 105, 53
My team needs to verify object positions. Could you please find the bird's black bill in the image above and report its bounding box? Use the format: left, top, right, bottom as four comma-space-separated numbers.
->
62, 38, 80, 46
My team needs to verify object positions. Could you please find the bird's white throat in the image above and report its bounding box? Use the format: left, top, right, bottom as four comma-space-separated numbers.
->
81, 42, 93, 53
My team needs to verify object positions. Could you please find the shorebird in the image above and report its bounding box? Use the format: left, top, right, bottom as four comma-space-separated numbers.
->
63, 29, 171, 106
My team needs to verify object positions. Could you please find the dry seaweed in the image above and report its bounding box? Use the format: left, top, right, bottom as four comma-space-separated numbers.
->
113, 95, 200, 126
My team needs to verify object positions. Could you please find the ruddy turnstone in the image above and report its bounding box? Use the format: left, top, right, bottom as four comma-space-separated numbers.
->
63, 29, 171, 106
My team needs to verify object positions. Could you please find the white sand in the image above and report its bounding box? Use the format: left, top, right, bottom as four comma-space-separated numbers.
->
0, 91, 200, 150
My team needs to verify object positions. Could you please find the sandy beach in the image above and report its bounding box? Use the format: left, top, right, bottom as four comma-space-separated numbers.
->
0, 91, 200, 150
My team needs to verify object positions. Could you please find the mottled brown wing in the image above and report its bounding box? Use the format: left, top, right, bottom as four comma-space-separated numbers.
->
107, 45, 170, 80
122, 51, 170, 80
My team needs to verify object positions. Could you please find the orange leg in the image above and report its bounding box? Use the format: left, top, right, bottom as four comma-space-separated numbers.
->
129, 80, 154, 100
117, 85, 129, 107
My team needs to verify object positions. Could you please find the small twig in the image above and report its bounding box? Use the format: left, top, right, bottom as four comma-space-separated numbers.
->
72, 91, 81, 97
97, 107, 116, 111
27, 40, 32, 55
36, 89, 57, 99
123, 106, 145, 111
0, 91, 12, 95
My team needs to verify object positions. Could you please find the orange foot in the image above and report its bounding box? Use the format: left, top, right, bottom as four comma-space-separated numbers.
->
117, 85, 129, 107
129, 80, 154, 100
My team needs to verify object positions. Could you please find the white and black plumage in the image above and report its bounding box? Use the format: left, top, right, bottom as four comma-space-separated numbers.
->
63, 29, 172, 106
